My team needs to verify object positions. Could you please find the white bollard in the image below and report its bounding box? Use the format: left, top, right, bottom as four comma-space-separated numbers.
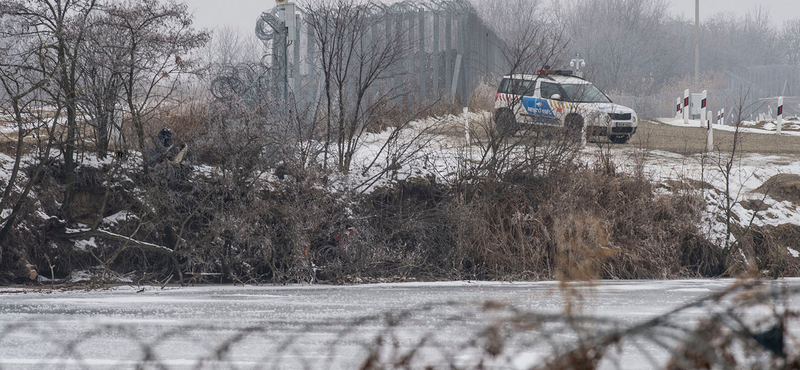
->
707, 111, 714, 152
683, 89, 690, 124
701, 90, 707, 129
720, 108, 724, 125
463, 107, 470, 145
777, 96, 783, 135
676, 97, 682, 119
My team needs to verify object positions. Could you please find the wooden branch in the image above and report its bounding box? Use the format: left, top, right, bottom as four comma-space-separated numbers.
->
62, 228, 174, 254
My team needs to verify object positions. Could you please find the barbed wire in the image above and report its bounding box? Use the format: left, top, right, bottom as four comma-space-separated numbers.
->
211, 0, 481, 104
1, 280, 797, 369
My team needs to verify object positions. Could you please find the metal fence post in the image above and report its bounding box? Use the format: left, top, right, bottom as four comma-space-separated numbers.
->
445, 13, 452, 103
433, 11, 440, 101
418, 8, 426, 103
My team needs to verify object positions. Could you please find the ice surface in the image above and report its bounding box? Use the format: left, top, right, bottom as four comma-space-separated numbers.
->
2, 280, 799, 369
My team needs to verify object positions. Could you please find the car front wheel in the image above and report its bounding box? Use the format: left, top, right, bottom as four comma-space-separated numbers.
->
610, 135, 630, 144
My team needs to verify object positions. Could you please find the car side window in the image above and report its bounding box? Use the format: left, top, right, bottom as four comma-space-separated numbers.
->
498, 78, 511, 94
540, 82, 561, 100
511, 79, 535, 96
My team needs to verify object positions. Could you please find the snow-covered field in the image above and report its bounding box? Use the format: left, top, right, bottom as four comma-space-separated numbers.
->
1, 279, 798, 369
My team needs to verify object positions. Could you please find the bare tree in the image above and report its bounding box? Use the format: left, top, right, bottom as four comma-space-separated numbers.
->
781, 18, 800, 65
103, 0, 209, 175
2, 0, 99, 218
0, 12, 60, 277
562, 0, 680, 95
303, 0, 411, 173
77, 11, 128, 159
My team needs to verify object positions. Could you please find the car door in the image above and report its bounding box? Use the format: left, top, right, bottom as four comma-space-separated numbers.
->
520, 80, 557, 124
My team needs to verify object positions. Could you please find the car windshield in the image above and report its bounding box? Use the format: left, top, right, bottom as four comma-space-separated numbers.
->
559, 84, 611, 103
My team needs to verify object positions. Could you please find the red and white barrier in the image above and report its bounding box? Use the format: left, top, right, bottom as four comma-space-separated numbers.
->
683, 89, 690, 124
701, 90, 708, 128
676, 97, 682, 119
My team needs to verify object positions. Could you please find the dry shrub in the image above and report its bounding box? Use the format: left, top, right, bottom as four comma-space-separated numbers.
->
358, 176, 457, 280
468, 83, 497, 112
735, 224, 800, 279
446, 162, 709, 281
552, 212, 612, 281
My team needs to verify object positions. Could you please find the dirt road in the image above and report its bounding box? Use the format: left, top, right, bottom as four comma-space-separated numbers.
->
630, 119, 800, 155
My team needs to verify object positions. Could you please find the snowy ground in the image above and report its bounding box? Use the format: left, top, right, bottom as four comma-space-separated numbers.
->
1, 279, 799, 369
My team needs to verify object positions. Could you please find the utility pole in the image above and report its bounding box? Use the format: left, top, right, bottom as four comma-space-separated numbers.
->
695, 0, 700, 90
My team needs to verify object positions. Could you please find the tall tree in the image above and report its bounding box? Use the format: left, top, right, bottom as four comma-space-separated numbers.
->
2, 0, 99, 219
77, 10, 128, 159
781, 18, 800, 66
0, 7, 60, 276
104, 0, 208, 175
303, 0, 410, 172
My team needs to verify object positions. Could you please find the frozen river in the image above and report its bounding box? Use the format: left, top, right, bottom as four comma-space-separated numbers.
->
1, 279, 798, 369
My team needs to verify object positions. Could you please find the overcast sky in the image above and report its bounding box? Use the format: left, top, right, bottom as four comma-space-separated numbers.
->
182, 0, 800, 37
668, 0, 799, 23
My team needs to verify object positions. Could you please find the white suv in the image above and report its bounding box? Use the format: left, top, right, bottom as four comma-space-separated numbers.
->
494, 70, 638, 143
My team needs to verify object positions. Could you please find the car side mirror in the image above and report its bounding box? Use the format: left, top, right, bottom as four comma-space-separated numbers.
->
550, 94, 561, 100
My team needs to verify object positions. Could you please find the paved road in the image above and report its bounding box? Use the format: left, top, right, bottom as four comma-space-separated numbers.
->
1, 279, 798, 369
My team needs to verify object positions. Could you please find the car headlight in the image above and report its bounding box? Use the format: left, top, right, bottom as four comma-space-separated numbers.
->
632, 116, 637, 123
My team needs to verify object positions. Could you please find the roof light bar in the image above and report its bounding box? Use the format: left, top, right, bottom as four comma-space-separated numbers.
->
536, 69, 573, 76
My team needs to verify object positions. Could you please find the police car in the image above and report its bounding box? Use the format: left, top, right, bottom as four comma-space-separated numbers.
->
494, 69, 638, 143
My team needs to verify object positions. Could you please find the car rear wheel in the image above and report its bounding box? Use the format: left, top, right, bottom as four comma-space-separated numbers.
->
495, 109, 517, 137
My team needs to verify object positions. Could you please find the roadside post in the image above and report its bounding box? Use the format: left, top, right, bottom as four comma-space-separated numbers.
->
676, 97, 681, 119
683, 89, 690, 124
463, 107, 470, 147
701, 90, 707, 129
777, 96, 784, 135
707, 111, 714, 152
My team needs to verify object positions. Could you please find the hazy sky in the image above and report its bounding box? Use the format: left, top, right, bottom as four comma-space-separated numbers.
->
182, 0, 800, 36
667, 0, 799, 24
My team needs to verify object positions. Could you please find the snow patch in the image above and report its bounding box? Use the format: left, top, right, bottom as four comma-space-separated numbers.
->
102, 211, 137, 226
74, 237, 98, 251
70, 270, 93, 282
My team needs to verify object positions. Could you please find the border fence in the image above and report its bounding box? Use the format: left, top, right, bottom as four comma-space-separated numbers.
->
211, 0, 507, 110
